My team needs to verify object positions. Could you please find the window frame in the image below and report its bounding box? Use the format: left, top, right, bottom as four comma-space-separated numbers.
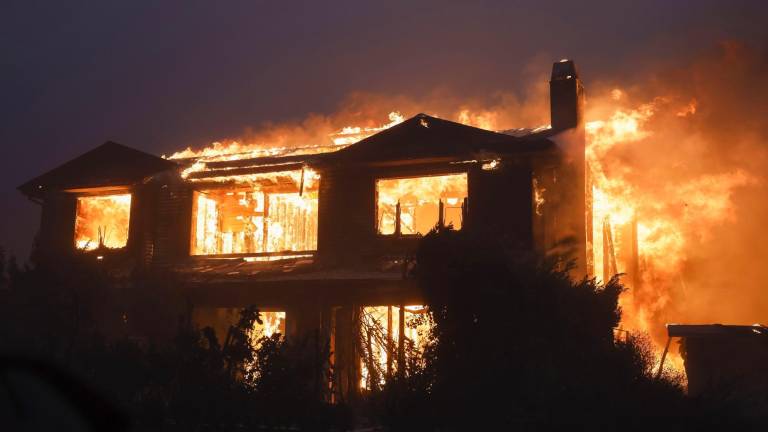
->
188, 181, 320, 259
374, 171, 469, 237
70, 187, 133, 252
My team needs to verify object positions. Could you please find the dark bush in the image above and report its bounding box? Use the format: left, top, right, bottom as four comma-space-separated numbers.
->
376, 227, 759, 430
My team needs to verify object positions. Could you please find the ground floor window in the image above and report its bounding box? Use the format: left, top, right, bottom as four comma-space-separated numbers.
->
359, 305, 432, 390
74, 193, 132, 250
191, 307, 287, 350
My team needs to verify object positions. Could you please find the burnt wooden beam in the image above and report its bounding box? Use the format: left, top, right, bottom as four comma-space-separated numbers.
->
189, 250, 316, 260
204, 154, 316, 170
187, 162, 305, 180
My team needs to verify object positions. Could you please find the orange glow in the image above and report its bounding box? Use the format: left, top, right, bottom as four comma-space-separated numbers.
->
360, 305, 431, 390
585, 91, 754, 372
250, 311, 286, 349
74, 194, 131, 250
169, 111, 404, 166
376, 173, 468, 235
166, 78, 759, 377
191, 170, 318, 256
330, 111, 405, 145
256, 311, 286, 338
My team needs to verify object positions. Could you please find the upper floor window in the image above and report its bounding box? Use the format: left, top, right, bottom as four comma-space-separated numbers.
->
376, 173, 468, 235
74, 193, 132, 250
191, 170, 319, 256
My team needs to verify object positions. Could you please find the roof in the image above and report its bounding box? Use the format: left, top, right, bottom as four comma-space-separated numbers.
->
324, 113, 555, 165
19, 115, 556, 197
183, 153, 319, 181
667, 324, 768, 338
18, 141, 178, 198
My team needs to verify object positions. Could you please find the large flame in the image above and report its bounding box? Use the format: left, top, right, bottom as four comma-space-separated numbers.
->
376, 173, 468, 235
74, 194, 132, 251
190, 169, 320, 256
584, 91, 757, 372
169, 111, 404, 162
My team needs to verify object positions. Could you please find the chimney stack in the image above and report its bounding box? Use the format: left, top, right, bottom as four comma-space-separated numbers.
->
550, 59, 584, 131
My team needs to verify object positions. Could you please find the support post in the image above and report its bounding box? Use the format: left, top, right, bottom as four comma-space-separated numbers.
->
438, 199, 445, 229
395, 201, 402, 236
461, 197, 469, 230
386, 306, 393, 379
398, 304, 405, 377
656, 336, 672, 379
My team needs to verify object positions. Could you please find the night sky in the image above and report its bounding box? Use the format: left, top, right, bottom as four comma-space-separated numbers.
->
2, 0, 767, 259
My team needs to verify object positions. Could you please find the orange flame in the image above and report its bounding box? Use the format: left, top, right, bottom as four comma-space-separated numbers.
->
74, 194, 132, 251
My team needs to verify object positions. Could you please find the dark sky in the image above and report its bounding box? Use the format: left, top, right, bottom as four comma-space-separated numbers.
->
2, 0, 767, 259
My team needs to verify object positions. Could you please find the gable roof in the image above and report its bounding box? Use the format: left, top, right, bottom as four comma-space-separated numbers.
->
667, 324, 768, 338
324, 113, 555, 165
18, 141, 177, 198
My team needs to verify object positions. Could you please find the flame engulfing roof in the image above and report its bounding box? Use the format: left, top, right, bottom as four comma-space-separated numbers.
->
18, 114, 556, 198
326, 113, 555, 165
18, 141, 177, 198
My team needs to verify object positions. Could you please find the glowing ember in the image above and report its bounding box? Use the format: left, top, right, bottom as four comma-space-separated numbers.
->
533, 178, 546, 216
74, 194, 132, 250
376, 173, 468, 235
250, 311, 286, 346
330, 111, 405, 145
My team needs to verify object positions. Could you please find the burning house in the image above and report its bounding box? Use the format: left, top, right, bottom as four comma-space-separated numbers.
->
18, 60, 588, 396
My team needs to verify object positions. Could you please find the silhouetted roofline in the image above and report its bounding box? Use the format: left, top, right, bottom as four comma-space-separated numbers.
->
323, 113, 556, 165
18, 141, 178, 199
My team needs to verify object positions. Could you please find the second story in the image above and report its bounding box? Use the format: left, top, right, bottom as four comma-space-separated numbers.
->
18, 60, 589, 280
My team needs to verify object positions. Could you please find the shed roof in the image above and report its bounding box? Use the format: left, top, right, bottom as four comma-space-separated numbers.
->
18, 141, 177, 198
667, 324, 768, 338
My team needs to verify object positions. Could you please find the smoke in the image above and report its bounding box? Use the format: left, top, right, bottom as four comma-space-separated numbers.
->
171, 58, 552, 158
586, 41, 768, 338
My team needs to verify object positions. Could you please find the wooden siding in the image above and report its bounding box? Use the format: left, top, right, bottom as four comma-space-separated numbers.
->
152, 175, 193, 267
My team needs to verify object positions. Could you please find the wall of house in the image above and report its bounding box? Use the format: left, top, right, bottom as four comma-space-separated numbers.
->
150, 173, 194, 267
38, 191, 77, 258
317, 166, 377, 266
547, 128, 588, 275
36, 185, 155, 263
466, 159, 535, 250
317, 158, 537, 266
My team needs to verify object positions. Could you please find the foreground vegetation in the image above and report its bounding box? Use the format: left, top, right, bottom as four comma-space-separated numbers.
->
0, 232, 763, 430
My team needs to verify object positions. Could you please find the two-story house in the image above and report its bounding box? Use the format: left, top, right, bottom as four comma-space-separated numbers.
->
18, 60, 588, 395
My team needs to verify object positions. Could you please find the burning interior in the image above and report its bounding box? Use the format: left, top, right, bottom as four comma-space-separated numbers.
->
376, 173, 468, 235
190, 169, 319, 256
74, 193, 132, 250
359, 305, 431, 390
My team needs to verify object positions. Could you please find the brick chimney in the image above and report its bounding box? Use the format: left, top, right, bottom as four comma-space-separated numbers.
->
545, 59, 589, 278
550, 59, 584, 131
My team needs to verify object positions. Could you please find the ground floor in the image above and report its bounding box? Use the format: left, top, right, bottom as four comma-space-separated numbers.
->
188, 276, 431, 400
